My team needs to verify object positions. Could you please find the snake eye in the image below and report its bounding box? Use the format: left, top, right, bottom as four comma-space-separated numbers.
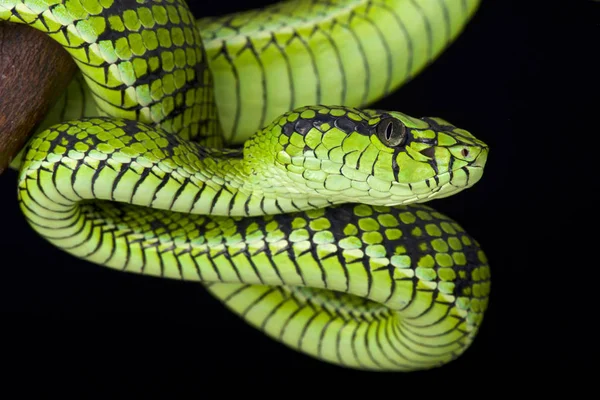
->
376, 118, 406, 147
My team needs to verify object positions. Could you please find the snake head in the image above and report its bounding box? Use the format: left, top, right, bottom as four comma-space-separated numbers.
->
371, 111, 490, 202
252, 106, 488, 206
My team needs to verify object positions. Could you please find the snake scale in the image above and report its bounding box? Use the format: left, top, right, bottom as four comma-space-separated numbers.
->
1, 0, 490, 371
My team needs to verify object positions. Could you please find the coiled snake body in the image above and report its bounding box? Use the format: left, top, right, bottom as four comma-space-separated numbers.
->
2, 0, 490, 371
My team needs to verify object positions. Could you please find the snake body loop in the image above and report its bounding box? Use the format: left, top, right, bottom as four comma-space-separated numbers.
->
2, 0, 489, 371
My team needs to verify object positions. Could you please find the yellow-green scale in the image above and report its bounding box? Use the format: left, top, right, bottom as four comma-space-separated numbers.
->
6, 0, 489, 372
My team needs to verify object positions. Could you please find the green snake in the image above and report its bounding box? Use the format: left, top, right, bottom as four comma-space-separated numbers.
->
2, 0, 490, 371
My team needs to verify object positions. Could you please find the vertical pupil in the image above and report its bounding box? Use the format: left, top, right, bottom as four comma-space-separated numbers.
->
385, 122, 394, 141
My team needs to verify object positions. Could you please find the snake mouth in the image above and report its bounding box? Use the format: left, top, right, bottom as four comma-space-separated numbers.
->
470, 147, 489, 169
418, 147, 488, 201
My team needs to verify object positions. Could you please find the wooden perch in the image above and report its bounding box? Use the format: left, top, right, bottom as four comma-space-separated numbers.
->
0, 22, 77, 174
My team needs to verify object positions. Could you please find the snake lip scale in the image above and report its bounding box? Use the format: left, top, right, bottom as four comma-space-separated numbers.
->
3, 0, 490, 372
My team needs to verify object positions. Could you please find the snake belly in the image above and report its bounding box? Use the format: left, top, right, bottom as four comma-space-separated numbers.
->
2, 0, 489, 371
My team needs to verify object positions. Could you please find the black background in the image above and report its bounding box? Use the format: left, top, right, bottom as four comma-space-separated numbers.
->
0, 0, 598, 385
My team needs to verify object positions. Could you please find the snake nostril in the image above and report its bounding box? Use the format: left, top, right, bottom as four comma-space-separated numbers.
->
420, 147, 436, 158
461, 148, 469, 158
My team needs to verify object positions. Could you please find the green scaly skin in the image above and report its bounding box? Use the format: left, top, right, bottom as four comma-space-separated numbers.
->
2, 0, 489, 371
200, 0, 482, 143
9, 0, 483, 163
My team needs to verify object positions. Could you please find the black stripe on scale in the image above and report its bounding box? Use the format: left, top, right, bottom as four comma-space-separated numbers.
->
447, 156, 455, 186
349, 319, 365, 367
286, 199, 302, 214
373, 316, 409, 367
419, 117, 456, 133
397, 319, 469, 349
34, 12, 52, 32
461, 166, 470, 187
221, 285, 252, 304
277, 304, 309, 341
390, 324, 432, 360
289, 217, 328, 287
259, 289, 293, 331
332, 315, 357, 366
166, 180, 189, 211
98, 223, 120, 267
375, 2, 414, 80
383, 317, 416, 364
319, 314, 346, 365
281, 234, 308, 286
386, 323, 449, 360
262, 31, 295, 126
435, 0, 452, 44
8, 5, 62, 35
273, 199, 285, 214
244, 252, 268, 285
18, 195, 79, 232
308, 22, 347, 105
7, 7, 30, 26
49, 153, 78, 201
242, 195, 252, 216
355, 9, 393, 96
362, 318, 386, 369
240, 287, 281, 318
149, 169, 171, 207
405, 287, 441, 321
372, 263, 397, 305
323, 206, 359, 292
238, 220, 275, 283
32, 166, 72, 209
409, 0, 434, 61
208, 185, 233, 215
297, 310, 323, 351
401, 314, 464, 339
19, 189, 72, 221
259, 197, 267, 215
121, 231, 134, 275
129, 166, 152, 205
213, 41, 243, 140
411, 301, 456, 330
394, 276, 417, 312
27, 194, 80, 227
312, 242, 330, 289
72, 210, 107, 257
158, 243, 183, 279
286, 30, 321, 104
339, 12, 372, 104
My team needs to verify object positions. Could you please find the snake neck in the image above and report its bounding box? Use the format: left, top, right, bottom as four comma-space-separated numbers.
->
16, 117, 330, 218
195, 145, 332, 217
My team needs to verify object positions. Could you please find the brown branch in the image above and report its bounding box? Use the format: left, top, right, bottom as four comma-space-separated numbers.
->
0, 22, 77, 174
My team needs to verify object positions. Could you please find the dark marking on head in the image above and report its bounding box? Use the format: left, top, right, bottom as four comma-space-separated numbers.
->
283, 122, 295, 136
420, 117, 455, 132
420, 147, 436, 158
295, 119, 313, 135
334, 116, 355, 133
